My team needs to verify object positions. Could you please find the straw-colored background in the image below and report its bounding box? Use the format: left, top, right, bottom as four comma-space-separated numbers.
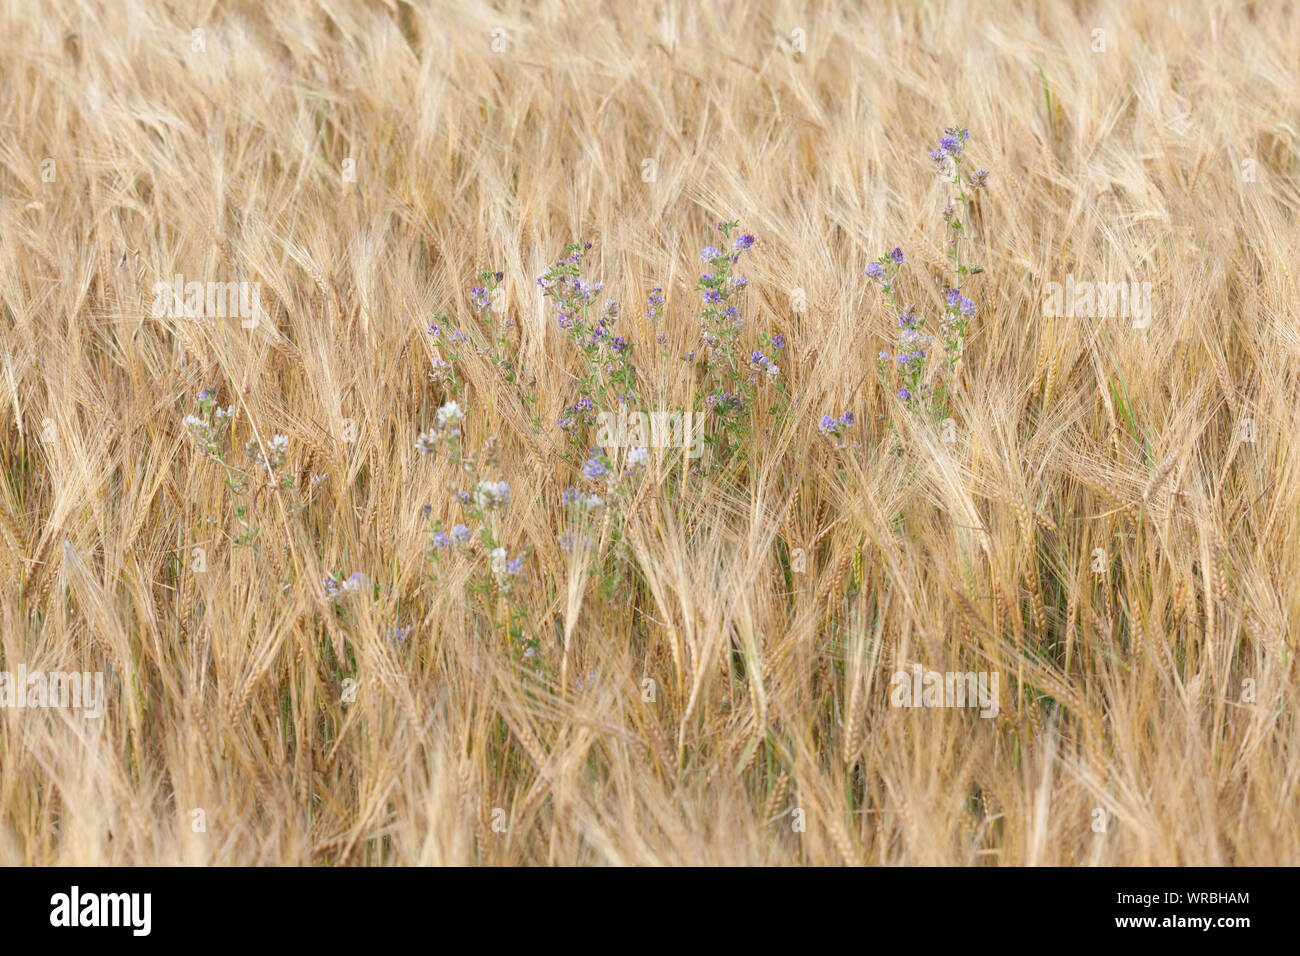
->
1, 0, 1297, 863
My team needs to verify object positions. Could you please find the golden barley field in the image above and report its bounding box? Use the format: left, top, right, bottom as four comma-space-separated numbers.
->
1, 0, 1298, 866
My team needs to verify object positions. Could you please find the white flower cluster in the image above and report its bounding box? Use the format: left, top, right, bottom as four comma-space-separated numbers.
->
416, 401, 467, 455
489, 546, 524, 588
183, 404, 234, 454
243, 433, 288, 473
567, 489, 604, 509
435, 400, 465, 431
323, 571, 368, 602
473, 480, 511, 510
